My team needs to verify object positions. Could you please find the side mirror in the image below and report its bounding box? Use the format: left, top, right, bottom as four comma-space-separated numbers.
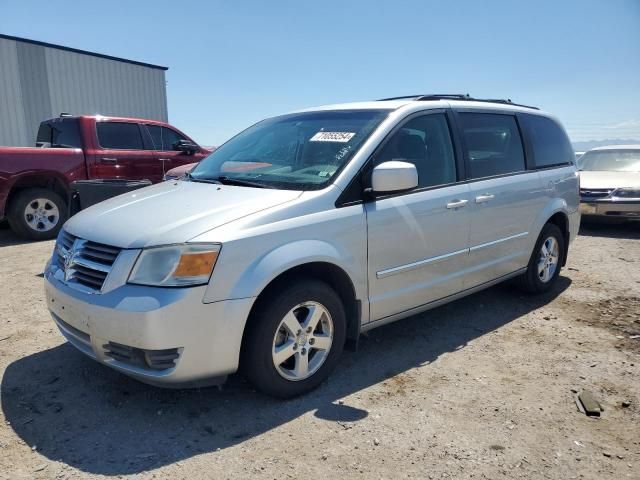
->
370, 160, 418, 195
174, 139, 199, 154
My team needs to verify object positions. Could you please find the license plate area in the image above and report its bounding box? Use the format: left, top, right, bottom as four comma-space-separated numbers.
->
49, 295, 91, 335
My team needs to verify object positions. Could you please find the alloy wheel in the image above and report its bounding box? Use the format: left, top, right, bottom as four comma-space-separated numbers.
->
272, 301, 334, 381
24, 198, 60, 232
537, 236, 559, 283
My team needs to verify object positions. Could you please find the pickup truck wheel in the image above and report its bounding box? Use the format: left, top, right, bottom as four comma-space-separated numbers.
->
242, 280, 346, 398
517, 223, 565, 294
7, 188, 67, 240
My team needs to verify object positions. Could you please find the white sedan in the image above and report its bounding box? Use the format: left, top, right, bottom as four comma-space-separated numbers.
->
578, 145, 640, 219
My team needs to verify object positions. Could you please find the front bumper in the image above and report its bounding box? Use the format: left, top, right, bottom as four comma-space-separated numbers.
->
579, 200, 640, 218
44, 266, 254, 387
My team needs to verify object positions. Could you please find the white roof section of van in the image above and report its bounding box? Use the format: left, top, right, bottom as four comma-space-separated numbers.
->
589, 144, 640, 151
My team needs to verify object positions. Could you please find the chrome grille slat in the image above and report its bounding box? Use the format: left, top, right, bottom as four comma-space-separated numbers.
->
73, 273, 105, 288
580, 188, 613, 199
54, 230, 122, 293
73, 265, 108, 280
80, 249, 117, 263
83, 242, 120, 255
72, 256, 112, 273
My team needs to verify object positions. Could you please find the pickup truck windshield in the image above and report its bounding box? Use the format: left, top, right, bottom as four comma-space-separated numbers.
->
190, 109, 389, 190
578, 150, 640, 172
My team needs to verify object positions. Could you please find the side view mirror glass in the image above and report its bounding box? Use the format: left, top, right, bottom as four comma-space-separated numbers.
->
370, 160, 418, 194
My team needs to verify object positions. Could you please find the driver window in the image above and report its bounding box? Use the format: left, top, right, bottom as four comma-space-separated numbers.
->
375, 113, 456, 188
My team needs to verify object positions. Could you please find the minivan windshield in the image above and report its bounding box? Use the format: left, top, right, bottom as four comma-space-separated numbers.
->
578, 150, 640, 172
189, 109, 389, 190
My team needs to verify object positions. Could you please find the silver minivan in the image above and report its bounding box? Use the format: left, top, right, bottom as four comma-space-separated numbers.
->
45, 95, 580, 398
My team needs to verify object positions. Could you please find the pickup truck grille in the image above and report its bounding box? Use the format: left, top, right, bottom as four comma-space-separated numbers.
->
55, 230, 121, 292
580, 188, 613, 200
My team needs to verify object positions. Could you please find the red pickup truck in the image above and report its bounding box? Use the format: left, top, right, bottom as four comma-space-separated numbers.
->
0, 115, 209, 240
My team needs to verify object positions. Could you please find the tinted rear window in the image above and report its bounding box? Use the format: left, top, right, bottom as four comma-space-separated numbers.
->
36, 119, 82, 148
97, 122, 144, 150
520, 114, 573, 168
459, 113, 525, 179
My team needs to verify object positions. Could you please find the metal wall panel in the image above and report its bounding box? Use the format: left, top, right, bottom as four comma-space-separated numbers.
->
16, 41, 52, 142
44, 47, 168, 123
0, 39, 29, 146
0, 36, 167, 146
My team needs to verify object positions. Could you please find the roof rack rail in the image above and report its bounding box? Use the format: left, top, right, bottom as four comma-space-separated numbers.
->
377, 94, 538, 110
472, 98, 539, 110
416, 94, 471, 101
377, 95, 424, 101
377, 93, 470, 101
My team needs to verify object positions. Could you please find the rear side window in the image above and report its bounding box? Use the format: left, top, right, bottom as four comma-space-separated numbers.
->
458, 113, 525, 179
520, 114, 574, 168
146, 125, 187, 151
36, 119, 82, 148
97, 122, 144, 150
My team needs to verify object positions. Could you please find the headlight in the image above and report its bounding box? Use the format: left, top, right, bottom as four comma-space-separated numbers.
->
612, 188, 640, 199
129, 244, 220, 287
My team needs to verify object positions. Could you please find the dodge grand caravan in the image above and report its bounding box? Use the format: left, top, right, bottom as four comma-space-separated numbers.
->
44, 94, 580, 398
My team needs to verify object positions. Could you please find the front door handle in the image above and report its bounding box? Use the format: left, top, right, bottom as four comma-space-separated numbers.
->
475, 194, 495, 204
446, 199, 469, 209
100, 157, 118, 164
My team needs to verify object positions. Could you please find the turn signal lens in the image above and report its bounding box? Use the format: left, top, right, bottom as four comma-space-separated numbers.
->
174, 251, 219, 277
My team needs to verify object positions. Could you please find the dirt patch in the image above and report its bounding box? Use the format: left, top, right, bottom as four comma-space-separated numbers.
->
575, 296, 640, 352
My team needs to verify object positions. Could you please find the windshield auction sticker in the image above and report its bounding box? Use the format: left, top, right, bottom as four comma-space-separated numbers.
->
310, 131, 355, 142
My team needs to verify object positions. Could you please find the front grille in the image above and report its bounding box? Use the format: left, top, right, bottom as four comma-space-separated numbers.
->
580, 188, 613, 200
55, 230, 122, 292
103, 342, 180, 371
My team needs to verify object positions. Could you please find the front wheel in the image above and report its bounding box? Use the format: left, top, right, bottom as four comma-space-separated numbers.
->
517, 223, 565, 294
242, 280, 346, 398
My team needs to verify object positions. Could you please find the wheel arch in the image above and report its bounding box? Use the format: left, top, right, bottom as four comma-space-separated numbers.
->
240, 260, 362, 358
545, 211, 570, 266
6, 172, 70, 212
531, 198, 571, 267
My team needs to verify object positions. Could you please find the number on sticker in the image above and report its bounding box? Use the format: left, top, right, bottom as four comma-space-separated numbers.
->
310, 132, 355, 143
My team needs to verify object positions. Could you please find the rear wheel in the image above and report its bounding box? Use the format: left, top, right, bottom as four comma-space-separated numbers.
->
517, 223, 565, 294
242, 279, 346, 398
7, 188, 67, 240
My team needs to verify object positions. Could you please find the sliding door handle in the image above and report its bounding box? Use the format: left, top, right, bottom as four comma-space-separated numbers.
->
446, 199, 469, 209
475, 194, 495, 204
100, 157, 118, 164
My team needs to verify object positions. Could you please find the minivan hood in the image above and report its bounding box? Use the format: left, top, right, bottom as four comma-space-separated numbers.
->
64, 180, 302, 248
579, 171, 640, 189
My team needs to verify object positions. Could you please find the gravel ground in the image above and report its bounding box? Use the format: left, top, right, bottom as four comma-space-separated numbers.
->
0, 220, 638, 480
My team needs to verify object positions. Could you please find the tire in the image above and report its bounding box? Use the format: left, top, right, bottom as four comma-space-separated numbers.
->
517, 223, 565, 294
242, 279, 346, 398
7, 188, 68, 241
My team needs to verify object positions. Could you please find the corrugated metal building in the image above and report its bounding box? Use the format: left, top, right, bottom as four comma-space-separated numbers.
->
0, 34, 168, 146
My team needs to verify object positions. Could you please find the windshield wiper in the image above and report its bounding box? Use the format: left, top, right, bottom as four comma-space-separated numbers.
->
185, 172, 222, 184
213, 176, 272, 189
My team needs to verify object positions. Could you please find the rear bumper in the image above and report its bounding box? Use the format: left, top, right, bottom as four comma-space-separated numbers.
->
579, 200, 640, 218
44, 266, 254, 387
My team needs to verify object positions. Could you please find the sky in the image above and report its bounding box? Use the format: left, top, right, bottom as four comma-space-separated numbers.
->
1, 0, 639, 146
